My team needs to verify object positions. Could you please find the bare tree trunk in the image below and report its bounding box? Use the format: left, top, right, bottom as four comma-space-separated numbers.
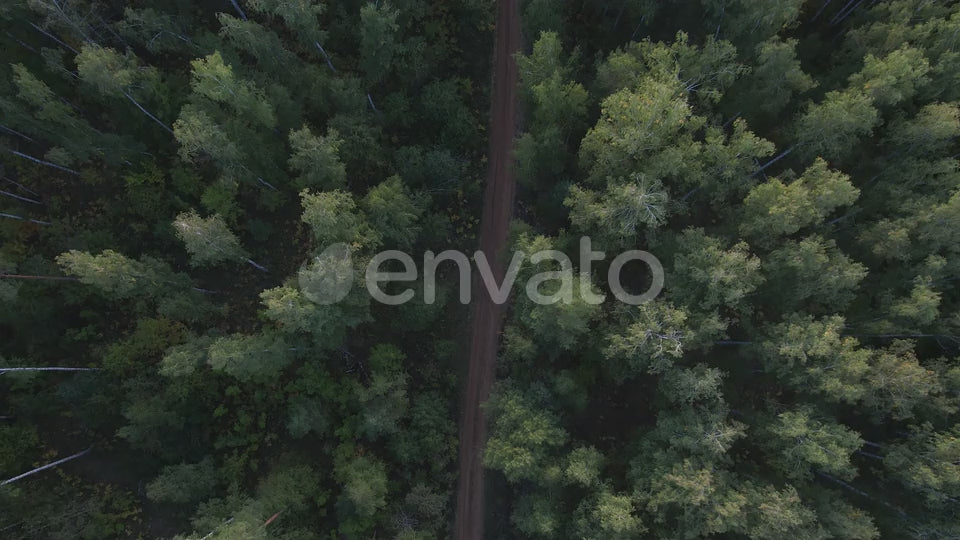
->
833, 0, 863, 24
315, 43, 336, 72
122, 91, 174, 135
193, 287, 219, 295
8, 150, 80, 175
815, 470, 874, 499
722, 111, 741, 130
0, 213, 50, 225
3, 177, 41, 197
4, 30, 39, 54
751, 145, 795, 177
0, 190, 42, 205
256, 177, 279, 192
246, 259, 269, 273
1, 448, 91, 486
812, 0, 834, 21
26, 20, 79, 54
199, 517, 235, 540
815, 469, 909, 517
829, 0, 856, 24
228, 0, 248, 21
0, 123, 36, 143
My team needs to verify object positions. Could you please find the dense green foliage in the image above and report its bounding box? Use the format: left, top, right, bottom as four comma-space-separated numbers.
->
2, 0, 960, 539
0, 0, 490, 537
486, 0, 960, 538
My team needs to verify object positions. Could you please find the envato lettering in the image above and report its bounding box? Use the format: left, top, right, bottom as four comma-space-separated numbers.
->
300, 237, 663, 306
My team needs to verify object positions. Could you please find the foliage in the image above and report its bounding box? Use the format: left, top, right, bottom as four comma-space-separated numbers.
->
2, 0, 960, 538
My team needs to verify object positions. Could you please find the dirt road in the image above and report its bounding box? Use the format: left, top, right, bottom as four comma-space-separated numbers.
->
453, 1, 521, 538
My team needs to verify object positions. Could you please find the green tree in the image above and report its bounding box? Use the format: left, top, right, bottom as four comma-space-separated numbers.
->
594, 32, 742, 107
659, 364, 726, 405
862, 341, 945, 420
794, 90, 879, 162
117, 7, 206, 54
288, 125, 347, 190
887, 279, 941, 328
334, 447, 388, 518
762, 408, 863, 481
740, 158, 860, 243
513, 31, 587, 194
639, 460, 748, 538
245, 0, 328, 47
734, 38, 815, 121
160, 336, 214, 377
740, 484, 821, 539
564, 446, 604, 487
566, 175, 669, 248
300, 189, 378, 249
758, 315, 871, 403
512, 490, 563, 537
173, 105, 241, 168
56, 250, 192, 300
362, 176, 424, 249
648, 403, 745, 460
174, 211, 265, 271
216, 13, 301, 76
579, 75, 702, 185
357, 344, 410, 439
189, 51, 276, 128
848, 46, 930, 108
76, 44, 173, 134
764, 236, 868, 312
604, 301, 690, 376
257, 463, 321, 512
359, 2, 400, 86
884, 423, 960, 507
669, 228, 763, 313
705, 0, 804, 48
519, 32, 588, 132
485, 384, 568, 483
206, 333, 292, 382
146, 458, 218, 504
572, 490, 646, 540
5, 64, 103, 164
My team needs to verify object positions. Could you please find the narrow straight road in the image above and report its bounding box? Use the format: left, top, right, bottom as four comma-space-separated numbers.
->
454, 1, 521, 538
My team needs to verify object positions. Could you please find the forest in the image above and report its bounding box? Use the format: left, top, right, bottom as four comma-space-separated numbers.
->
1, 0, 959, 539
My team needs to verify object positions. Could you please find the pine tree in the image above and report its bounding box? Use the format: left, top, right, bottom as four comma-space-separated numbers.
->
174, 211, 266, 271
288, 125, 347, 190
